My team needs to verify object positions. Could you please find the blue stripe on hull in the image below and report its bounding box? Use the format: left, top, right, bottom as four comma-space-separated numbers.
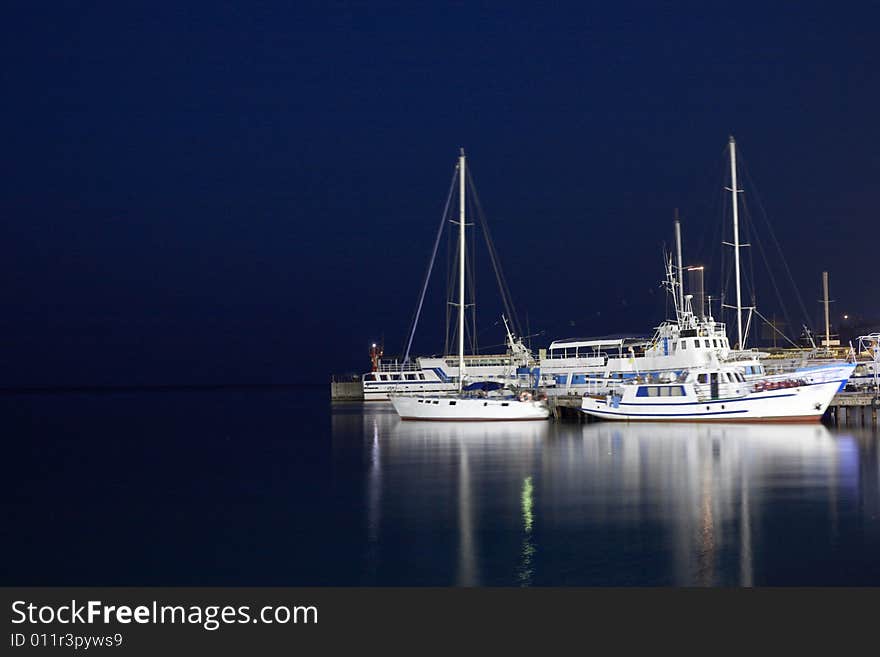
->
618, 392, 796, 407
584, 407, 749, 418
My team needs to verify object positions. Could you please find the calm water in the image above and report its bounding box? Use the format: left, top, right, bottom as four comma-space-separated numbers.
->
3, 386, 879, 586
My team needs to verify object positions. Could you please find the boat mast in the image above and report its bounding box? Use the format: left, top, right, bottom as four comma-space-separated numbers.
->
728, 136, 744, 349
823, 271, 831, 352
458, 148, 466, 392
674, 208, 684, 319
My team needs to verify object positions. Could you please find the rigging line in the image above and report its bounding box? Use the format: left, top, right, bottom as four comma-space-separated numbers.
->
403, 166, 457, 363
707, 183, 726, 298
741, 193, 796, 344
446, 233, 459, 355
467, 219, 477, 354
692, 146, 731, 269
466, 168, 523, 338
743, 196, 757, 308
753, 308, 801, 348
738, 152, 813, 331
444, 222, 452, 356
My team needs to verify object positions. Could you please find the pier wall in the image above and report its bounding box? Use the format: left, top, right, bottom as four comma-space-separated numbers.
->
331, 380, 363, 401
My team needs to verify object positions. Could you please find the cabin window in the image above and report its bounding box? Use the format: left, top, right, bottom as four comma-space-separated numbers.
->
681, 341, 687, 350
449, 401, 456, 406
659, 386, 670, 396
418, 373, 426, 380
704, 339, 711, 348
698, 374, 709, 384
502, 402, 509, 407
405, 373, 416, 380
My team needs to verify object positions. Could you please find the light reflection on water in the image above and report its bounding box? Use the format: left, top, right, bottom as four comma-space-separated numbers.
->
331, 404, 880, 586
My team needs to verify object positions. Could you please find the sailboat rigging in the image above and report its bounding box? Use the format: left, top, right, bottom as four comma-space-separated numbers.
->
389, 150, 550, 421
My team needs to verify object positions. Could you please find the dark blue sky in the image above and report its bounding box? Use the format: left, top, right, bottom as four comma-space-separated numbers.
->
1, 1, 878, 385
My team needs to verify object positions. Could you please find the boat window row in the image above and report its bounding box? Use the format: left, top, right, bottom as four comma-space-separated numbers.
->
554, 373, 610, 385
695, 372, 745, 384
365, 372, 429, 381
545, 348, 614, 359
679, 337, 728, 350
444, 358, 512, 367
636, 385, 686, 397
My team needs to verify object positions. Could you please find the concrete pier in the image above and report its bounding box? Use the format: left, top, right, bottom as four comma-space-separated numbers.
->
330, 378, 363, 401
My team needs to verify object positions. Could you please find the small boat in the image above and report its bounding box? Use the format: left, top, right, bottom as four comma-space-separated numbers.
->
389, 149, 550, 422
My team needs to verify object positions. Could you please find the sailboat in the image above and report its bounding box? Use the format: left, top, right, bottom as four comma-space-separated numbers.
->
389, 150, 550, 421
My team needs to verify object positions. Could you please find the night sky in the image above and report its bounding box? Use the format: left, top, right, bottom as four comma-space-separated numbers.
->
2, 1, 878, 386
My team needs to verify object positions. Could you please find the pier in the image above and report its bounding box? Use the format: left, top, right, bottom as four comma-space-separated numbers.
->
330, 375, 364, 401
827, 391, 880, 428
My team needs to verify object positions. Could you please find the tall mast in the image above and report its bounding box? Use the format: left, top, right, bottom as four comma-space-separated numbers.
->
458, 148, 466, 391
674, 208, 684, 317
729, 136, 744, 349
823, 271, 831, 351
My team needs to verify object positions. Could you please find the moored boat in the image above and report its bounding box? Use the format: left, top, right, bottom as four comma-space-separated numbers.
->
580, 362, 854, 422
388, 149, 550, 421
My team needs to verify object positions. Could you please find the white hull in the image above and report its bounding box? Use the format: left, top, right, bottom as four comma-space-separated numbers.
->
390, 394, 550, 421
581, 370, 852, 423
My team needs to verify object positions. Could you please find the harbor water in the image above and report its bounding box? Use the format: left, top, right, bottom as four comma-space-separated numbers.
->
4, 385, 880, 586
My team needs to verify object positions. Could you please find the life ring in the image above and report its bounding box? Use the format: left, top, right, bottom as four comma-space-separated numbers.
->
519, 391, 533, 402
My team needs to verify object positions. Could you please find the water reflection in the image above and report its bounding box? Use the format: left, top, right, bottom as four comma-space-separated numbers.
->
331, 406, 880, 585
518, 476, 535, 586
